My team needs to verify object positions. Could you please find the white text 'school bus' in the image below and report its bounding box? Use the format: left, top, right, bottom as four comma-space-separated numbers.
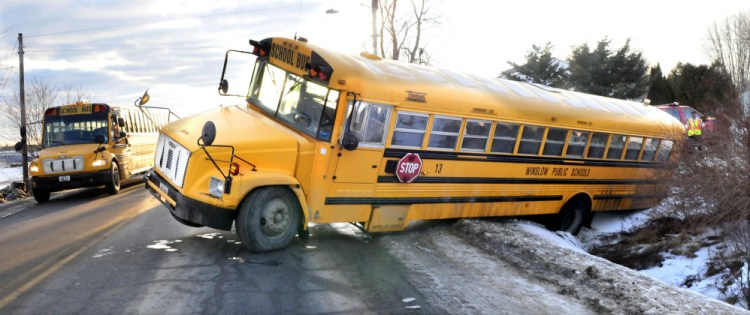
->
28, 93, 171, 203
145, 37, 684, 252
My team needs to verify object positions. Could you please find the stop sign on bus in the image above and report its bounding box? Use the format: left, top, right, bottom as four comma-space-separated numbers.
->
396, 153, 423, 183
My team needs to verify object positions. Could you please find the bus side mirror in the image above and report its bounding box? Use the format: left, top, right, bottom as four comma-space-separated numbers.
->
119, 131, 127, 138
95, 134, 106, 144
20, 126, 26, 138
219, 79, 229, 94
201, 121, 217, 146
342, 134, 359, 151
118, 118, 125, 127
14, 142, 23, 152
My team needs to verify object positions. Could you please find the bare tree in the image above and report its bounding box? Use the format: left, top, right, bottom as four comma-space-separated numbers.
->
0, 78, 93, 146
377, 0, 438, 64
705, 12, 750, 106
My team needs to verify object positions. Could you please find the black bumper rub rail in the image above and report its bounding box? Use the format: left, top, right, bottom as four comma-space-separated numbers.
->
145, 169, 235, 230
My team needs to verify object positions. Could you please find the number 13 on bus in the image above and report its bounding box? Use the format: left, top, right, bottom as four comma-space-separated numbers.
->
144, 37, 683, 252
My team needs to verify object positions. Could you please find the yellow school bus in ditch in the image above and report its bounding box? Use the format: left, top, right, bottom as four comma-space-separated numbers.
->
27, 93, 172, 203
145, 37, 684, 252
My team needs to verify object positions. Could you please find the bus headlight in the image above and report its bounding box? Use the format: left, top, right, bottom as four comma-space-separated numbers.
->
92, 159, 106, 167
30, 164, 39, 172
209, 177, 224, 198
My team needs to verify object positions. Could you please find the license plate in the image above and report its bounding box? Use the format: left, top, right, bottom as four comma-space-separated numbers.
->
159, 182, 169, 195
59, 175, 70, 182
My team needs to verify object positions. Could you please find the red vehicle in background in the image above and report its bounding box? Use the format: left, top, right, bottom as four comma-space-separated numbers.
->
655, 102, 715, 133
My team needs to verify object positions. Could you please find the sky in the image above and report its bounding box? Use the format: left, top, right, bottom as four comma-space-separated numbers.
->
0, 0, 748, 143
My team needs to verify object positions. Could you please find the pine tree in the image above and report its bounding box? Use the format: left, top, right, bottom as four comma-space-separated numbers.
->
668, 62, 739, 114
646, 64, 674, 104
501, 42, 568, 88
567, 38, 649, 99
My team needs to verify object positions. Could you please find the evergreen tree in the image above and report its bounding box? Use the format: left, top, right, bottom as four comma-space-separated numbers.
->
668, 62, 739, 114
646, 64, 674, 104
567, 38, 649, 99
501, 42, 568, 88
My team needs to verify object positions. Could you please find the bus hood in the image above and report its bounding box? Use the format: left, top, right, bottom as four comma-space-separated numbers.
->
160, 105, 301, 174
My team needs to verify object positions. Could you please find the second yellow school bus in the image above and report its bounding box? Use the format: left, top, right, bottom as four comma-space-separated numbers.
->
145, 37, 683, 252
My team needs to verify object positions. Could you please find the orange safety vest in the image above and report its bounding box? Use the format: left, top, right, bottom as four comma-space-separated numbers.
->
687, 118, 702, 137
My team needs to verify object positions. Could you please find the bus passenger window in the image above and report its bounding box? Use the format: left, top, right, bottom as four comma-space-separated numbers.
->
606, 135, 627, 159
491, 122, 520, 154
518, 125, 545, 155
350, 102, 391, 146
392, 112, 428, 147
655, 140, 673, 162
624, 136, 644, 160
565, 130, 590, 158
461, 119, 491, 151
543, 128, 567, 156
587, 133, 609, 158
428, 116, 462, 150
641, 138, 658, 161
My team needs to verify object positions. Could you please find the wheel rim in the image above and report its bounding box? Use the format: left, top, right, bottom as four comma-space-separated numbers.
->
259, 197, 291, 239
112, 164, 120, 188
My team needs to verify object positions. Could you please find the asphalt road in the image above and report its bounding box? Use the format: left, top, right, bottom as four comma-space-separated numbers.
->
0, 183, 441, 314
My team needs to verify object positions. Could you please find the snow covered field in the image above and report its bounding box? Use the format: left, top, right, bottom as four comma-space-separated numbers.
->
0, 166, 21, 190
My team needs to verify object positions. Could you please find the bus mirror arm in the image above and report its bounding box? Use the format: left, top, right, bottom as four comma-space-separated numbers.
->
197, 131, 258, 194
340, 93, 360, 151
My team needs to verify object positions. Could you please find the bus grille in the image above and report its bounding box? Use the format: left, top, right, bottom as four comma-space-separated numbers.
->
43, 156, 84, 174
155, 133, 191, 188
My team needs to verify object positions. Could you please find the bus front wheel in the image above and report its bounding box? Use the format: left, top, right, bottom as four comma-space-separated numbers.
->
236, 187, 301, 252
549, 199, 586, 235
33, 189, 50, 203
105, 162, 121, 195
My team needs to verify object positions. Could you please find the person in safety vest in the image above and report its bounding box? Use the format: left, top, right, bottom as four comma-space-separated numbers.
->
685, 111, 704, 150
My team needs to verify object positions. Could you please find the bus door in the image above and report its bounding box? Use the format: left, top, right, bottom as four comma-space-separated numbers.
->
333, 102, 393, 183
109, 110, 133, 178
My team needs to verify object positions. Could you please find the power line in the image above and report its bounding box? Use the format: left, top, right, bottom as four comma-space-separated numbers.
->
26, 3, 314, 38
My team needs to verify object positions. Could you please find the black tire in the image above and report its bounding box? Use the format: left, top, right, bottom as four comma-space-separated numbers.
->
548, 199, 586, 235
105, 161, 121, 195
32, 188, 50, 203
235, 187, 302, 252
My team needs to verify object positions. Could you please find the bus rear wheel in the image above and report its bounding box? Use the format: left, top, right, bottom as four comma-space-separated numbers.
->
236, 187, 301, 252
105, 162, 121, 195
33, 189, 50, 203
548, 199, 586, 235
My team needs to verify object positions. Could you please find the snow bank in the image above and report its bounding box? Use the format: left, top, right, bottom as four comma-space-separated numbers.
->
453, 219, 747, 314
0, 166, 22, 190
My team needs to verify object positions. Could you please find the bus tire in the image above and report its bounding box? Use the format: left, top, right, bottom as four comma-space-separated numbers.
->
236, 187, 301, 252
551, 199, 586, 235
105, 162, 121, 195
33, 189, 50, 203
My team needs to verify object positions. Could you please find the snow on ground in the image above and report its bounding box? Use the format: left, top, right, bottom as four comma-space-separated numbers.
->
453, 218, 747, 314
0, 166, 22, 190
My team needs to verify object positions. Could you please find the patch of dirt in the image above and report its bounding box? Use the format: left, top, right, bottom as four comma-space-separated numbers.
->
588, 217, 703, 270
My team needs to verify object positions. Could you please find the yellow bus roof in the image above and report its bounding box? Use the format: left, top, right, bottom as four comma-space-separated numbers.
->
265, 37, 684, 138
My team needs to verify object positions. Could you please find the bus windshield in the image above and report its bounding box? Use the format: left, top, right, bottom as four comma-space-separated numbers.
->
42, 112, 110, 148
247, 60, 339, 141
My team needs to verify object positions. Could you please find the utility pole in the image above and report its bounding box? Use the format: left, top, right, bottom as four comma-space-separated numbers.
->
18, 33, 28, 193
371, 0, 378, 55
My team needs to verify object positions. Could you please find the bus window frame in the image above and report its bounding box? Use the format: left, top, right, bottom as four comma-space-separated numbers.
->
517, 124, 545, 155
428, 115, 463, 151
390, 111, 429, 149
461, 119, 492, 152
490, 121, 521, 154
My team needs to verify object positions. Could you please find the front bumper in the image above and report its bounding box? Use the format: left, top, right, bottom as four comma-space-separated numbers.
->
145, 169, 235, 230
32, 169, 112, 192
